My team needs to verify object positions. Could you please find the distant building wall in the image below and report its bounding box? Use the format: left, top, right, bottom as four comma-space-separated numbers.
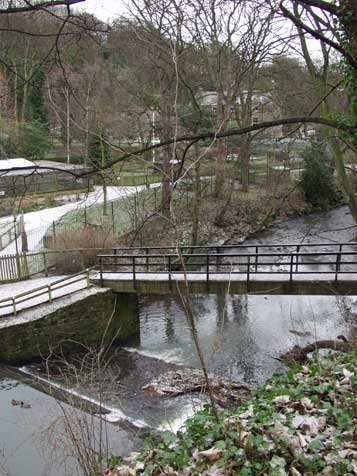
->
0, 169, 89, 196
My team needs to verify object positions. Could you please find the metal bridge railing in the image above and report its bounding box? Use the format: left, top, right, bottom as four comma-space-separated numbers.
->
97, 243, 357, 284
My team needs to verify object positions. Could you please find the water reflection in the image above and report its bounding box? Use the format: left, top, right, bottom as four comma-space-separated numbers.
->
132, 293, 354, 384
0, 370, 142, 476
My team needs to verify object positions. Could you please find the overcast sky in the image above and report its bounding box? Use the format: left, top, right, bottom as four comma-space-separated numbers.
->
78, 0, 322, 60
78, 0, 126, 21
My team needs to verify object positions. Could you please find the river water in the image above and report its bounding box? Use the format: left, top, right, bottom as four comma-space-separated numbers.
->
1, 206, 356, 476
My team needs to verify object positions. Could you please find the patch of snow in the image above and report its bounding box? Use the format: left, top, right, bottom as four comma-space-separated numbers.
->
0, 158, 35, 170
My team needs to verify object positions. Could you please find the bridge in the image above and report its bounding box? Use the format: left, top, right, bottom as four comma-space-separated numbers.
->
95, 242, 357, 295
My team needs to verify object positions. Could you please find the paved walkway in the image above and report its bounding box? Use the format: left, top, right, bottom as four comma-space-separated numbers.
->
0, 275, 89, 318
0, 184, 159, 256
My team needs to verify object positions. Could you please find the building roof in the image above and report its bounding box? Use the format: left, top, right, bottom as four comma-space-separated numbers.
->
0, 158, 35, 170
197, 90, 272, 107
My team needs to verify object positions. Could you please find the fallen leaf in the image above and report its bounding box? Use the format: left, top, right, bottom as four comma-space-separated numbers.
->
297, 432, 308, 448
291, 468, 302, 476
273, 395, 290, 406
199, 448, 223, 462
238, 405, 254, 419
301, 416, 326, 436
342, 368, 354, 379
301, 397, 314, 410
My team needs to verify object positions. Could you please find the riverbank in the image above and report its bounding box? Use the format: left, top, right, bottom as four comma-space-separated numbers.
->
119, 182, 342, 248
104, 350, 357, 476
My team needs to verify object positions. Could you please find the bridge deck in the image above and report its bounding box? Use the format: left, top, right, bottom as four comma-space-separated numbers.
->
92, 272, 357, 295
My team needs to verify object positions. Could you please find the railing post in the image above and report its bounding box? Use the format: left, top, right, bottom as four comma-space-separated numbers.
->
335, 245, 342, 282
216, 247, 220, 272
290, 254, 294, 283
43, 251, 48, 277
23, 252, 29, 278
146, 248, 149, 272
86, 269, 90, 288
295, 245, 300, 272
113, 249, 117, 271
52, 221, 56, 243
133, 256, 136, 281
100, 256, 103, 287
206, 254, 210, 282
255, 246, 258, 272
247, 255, 250, 282
168, 255, 171, 282
48, 284, 52, 303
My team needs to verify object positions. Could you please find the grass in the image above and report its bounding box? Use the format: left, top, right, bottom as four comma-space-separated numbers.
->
54, 187, 161, 238
117, 171, 161, 187
0, 187, 92, 217
103, 351, 357, 476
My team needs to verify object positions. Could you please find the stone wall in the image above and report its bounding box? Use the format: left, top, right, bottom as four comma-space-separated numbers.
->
0, 289, 139, 365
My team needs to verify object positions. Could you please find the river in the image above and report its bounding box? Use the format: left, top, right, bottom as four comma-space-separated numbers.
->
0, 205, 356, 476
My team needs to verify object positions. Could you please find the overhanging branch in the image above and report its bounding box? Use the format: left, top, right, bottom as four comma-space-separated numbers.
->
4, 116, 355, 179
294, 0, 338, 15
0, 0, 85, 15
280, 2, 357, 70
77, 115, 356, 178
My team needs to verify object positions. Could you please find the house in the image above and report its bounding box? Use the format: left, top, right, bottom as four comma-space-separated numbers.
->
197, 90, 283, 138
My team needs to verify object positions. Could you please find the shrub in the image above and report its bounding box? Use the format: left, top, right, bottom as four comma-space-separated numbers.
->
47, 226, 118, 273
300, 141, 337, 207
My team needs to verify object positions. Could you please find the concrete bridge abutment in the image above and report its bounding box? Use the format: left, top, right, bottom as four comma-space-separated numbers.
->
0, 288, 139, 365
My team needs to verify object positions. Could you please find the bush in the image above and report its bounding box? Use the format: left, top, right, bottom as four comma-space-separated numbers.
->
88, 129, 111, 168
300, 141, 337, 207
47, 227, 118, 273
18, 121, 51, 160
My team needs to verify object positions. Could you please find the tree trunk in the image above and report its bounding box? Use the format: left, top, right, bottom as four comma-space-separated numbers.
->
214, 90, 228, 198
240, 134, 251, 193
191, 157, 201, 247
341, 1, 357, 58
65, 87, 71, 164
159, 76, 174, 217
13, 66, 18, 127
296, 11, 357, 224
21, 80, 28, 124
328, 129, 357, 222
100, 138, 108, 216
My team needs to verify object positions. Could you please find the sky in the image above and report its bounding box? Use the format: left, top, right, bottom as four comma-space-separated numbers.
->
78, 0, 126, 21
78, 0, 323, 60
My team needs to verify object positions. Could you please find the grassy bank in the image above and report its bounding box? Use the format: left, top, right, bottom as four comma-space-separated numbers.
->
106, 351, 357, 475
0, 187, 93, 217
117, 171, 161, 187
54, 187, 161, 238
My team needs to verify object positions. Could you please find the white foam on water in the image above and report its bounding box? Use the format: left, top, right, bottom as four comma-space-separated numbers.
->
157, 401, 204, 433
123, 346, 185, 365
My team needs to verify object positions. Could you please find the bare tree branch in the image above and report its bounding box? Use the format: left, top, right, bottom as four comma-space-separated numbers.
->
279, 2, 357, 69
0, 0, 85, 15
